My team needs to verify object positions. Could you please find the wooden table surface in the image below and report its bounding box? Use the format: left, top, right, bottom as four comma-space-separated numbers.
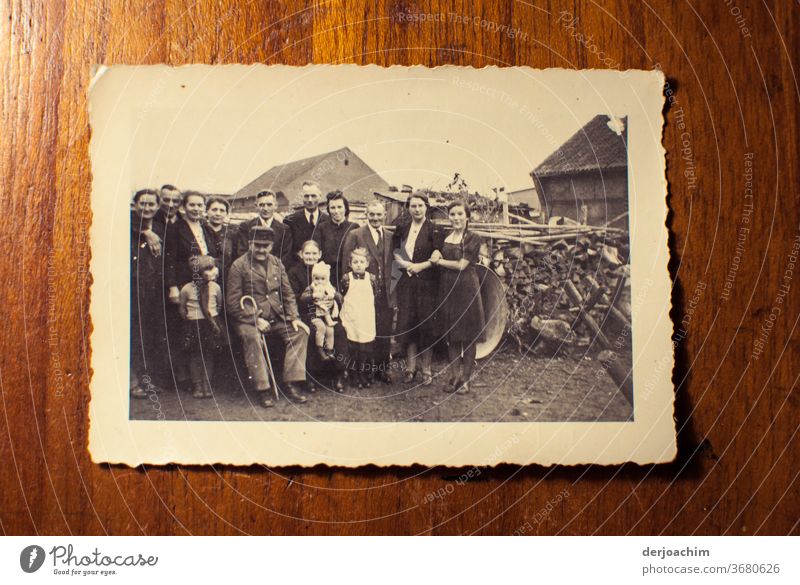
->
1, 0, 797, 535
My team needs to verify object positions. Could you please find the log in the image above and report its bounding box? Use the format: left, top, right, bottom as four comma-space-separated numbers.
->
564, 280, 611, 349
471, 229, 546, 245
598, 350, 634, 406
608, 305, 632, 329
582, 277, 606, 312
507, 212, 538, 225
565, 281, 633, 406
604, 274, 632, 329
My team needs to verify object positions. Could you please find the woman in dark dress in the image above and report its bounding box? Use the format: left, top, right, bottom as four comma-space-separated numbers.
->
165, 191, 218, 300
430, 201, 486, 394
312, 191, 357, 289
205, 196, 235, 283
163, 191, 218, 392
393, 192, 439, 386
130, 189, 164, 398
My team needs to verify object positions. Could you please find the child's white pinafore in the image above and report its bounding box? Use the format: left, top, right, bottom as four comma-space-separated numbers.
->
340, 275, 376, 343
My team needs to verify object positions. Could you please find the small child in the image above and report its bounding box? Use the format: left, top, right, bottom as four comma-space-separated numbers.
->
309, 262, 339, 361
339, 247, 378, 389
179, 255, 225, 399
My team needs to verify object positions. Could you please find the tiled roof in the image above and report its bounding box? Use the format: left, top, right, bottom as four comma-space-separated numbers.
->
532, 115, 628, 178
231, 147, 389, 203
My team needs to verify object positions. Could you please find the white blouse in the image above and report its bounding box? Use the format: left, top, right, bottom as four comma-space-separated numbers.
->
187, 220, 209, 255
403, 219, 425, 260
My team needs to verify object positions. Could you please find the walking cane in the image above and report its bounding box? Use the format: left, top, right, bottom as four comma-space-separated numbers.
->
240, 295, 280, 401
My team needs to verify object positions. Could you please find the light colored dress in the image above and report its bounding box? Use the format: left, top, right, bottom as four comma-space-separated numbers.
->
340, 273, 376, 343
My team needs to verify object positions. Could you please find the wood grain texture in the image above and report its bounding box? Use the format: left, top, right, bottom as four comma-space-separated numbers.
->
1, 0, 798, 535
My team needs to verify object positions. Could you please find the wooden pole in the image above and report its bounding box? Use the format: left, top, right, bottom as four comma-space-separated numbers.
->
564, 281, 634, 406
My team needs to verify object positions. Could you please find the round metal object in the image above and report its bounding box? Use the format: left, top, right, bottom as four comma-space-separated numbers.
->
475, 264, 509, 359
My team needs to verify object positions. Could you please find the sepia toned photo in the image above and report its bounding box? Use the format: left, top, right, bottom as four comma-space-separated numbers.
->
89, 65, 674, 466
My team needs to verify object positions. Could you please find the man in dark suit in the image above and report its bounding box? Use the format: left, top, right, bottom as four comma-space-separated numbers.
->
130, 184, 182, 389
342, 200, 395, 383
235, 190, 293, 267
283, 180, 329, 266
153, 184, 182, 235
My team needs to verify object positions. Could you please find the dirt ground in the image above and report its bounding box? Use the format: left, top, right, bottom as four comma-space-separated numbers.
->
130, 341, 633, 423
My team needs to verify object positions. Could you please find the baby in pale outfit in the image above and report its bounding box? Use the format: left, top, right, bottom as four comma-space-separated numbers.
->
310, 262, 339, 360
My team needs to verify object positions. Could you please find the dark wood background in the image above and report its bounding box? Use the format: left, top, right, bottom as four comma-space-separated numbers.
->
1, 0, 797, 535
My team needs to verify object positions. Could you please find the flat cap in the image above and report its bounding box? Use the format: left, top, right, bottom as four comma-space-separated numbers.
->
249, 225, 274, 244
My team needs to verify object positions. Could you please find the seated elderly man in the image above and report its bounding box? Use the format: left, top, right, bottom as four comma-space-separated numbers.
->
226, 225, 310, 408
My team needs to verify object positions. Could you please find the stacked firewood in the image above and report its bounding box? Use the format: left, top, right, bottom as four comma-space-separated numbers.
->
473, 220, 632, 357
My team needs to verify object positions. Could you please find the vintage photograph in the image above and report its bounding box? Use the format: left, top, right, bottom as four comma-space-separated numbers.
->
90, 65, 673, 466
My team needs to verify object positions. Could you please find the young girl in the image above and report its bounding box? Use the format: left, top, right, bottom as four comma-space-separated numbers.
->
429, 202, 486, 395
309, 262, 339, 361
179, 255, 225, 399
339, 247, 378, 389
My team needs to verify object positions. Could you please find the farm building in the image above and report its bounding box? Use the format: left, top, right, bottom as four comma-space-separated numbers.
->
505, 186, 544, 221
374, 186, 411, 224
531, 115, 629, 229
375, 187, 480, 225
228, 147, 390, 214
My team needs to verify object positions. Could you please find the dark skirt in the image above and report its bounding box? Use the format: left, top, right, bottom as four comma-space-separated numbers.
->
437, 265, 486, 345
130, 284, 163, 378
395, 274, 439, 347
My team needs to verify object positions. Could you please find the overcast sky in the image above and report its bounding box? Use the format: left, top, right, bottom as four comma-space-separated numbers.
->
128, 66, 637, 197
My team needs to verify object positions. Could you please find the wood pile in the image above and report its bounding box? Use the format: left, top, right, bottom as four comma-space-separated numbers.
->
470, 220, 632, 362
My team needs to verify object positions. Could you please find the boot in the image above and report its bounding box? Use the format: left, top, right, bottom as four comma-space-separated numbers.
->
282, 382, 308, 404
333, 374, 345, 393
191, 382, 206, 399
362, 369, 373, 388
258, 391, 275, 408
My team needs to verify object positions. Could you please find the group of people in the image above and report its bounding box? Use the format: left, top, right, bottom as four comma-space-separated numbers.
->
130, 180, 486, 409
